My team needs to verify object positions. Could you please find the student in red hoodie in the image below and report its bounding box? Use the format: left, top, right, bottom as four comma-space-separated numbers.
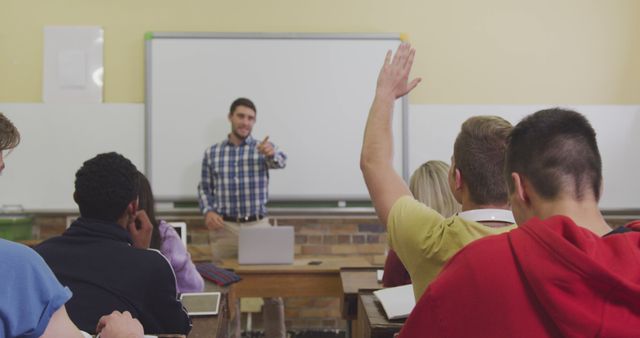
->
398, 106, 640, 336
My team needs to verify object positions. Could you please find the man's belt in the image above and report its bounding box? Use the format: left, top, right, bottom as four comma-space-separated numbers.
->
222, 215, 264, 223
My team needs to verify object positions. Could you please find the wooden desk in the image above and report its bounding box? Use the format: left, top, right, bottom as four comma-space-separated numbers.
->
339, 268, 384, 321
188, 296, 224, 338
221, 256, 374, 299
355, 292, 404, 338
340, 268, 384, 338
187, 281, 233, 338
220, 256, 375, 338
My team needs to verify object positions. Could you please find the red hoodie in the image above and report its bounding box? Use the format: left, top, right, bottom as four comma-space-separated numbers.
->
399, 215, 640, 338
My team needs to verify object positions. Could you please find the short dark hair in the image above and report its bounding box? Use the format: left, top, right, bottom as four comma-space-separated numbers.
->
505, 108, 602, 201
229, 98, 256, 116
0, 113, 20, 151
74, 152, 140, 222
453, 116, 513, 205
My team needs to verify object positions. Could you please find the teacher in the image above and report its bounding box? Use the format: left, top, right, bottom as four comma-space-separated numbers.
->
197, 97, 287, 338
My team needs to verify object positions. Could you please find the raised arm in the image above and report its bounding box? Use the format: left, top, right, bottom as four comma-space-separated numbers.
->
360, 43, 421, 226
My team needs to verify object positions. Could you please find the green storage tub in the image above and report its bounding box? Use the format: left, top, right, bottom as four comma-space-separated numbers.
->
0, 215, 33, 241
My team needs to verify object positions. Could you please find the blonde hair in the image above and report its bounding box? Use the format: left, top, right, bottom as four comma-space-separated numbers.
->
409, 160, 461, 217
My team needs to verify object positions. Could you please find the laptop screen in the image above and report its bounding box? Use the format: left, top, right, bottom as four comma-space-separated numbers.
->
168, 222, 188, 248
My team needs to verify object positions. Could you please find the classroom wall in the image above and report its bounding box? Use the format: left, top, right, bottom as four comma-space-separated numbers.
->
1, 0, 639, 104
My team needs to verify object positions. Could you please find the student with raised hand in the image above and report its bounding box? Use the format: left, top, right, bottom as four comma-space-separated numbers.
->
361, 43, 516, 300
0, 113, 144, 338
137, 171, 204, 293
382, 160, 461, 287
399, 108, 640, 337
35, 152, 191, 335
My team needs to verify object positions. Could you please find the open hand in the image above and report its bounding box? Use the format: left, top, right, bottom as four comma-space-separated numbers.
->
376, 43, 421, 99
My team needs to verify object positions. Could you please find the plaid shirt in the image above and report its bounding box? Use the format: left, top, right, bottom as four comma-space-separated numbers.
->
197, 136, 286, 218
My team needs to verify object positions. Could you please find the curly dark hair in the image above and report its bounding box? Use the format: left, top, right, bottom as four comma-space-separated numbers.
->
74, 152, 140, 222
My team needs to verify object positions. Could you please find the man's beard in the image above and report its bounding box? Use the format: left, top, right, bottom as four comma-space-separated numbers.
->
232, 128, 250, 140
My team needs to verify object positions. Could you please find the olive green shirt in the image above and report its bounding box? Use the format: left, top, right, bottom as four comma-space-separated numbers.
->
388, 196, 516, 300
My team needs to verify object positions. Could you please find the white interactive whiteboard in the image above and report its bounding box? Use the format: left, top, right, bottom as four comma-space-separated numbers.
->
408, 105, 640, 210
0, 103, 144, 211
146, 33, 406, 201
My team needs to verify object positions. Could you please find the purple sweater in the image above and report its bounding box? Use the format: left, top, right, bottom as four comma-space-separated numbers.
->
158, 220, 204, 293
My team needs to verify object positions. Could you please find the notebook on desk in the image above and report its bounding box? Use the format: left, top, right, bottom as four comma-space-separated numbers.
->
373, 284, 415, 320
238, 226, 294, 265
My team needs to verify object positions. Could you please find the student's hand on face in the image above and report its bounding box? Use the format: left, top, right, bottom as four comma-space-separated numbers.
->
96, 311, 143, 338
128, 210, 153, 249
205, 211, 225, 231
376, 43, 421, 99
257, 136, 275, 157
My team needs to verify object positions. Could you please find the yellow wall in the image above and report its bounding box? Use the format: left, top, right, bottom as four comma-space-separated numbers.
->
1, 0, 639, 104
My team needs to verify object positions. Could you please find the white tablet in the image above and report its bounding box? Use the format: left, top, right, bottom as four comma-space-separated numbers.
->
180, 292, 221, 316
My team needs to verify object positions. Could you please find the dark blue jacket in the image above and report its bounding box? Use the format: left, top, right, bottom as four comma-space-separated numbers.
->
35, 217, 191, 335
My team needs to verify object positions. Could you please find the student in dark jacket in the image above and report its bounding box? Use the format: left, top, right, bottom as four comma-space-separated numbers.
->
35, 152, 191, 335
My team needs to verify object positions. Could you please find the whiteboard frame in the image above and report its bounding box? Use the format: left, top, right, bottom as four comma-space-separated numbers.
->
145, 32, 409, 202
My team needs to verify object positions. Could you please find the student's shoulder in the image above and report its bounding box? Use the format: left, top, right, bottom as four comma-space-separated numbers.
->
0, 239, 66, 288
0, 238, 41, 262
448, 230, 513, 267
473, 230, 511, 247
133, 246, 170, 263
158, 220, 177, 237
389, 196, 444, 222
429, 232, 514, 296
133, 247, 176, 275
33, 235, 65, 251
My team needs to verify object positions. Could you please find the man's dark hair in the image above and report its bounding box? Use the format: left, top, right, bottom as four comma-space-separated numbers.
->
453, 116, 513, 205
505, 108, 602, 201
74, 152, 140, 222
229, 97, 257, 116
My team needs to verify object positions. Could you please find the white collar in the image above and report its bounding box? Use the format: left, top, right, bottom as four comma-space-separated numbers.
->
458, 209, 515, 224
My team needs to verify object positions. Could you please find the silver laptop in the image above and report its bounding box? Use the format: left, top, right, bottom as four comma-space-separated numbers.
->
238, 226, 294, 265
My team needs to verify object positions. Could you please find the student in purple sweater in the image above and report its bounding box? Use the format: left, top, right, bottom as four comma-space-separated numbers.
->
137, 172, 204, 294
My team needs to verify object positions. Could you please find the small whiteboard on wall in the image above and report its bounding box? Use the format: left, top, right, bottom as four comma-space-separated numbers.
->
43, 26, 104, 103
146, 33, 406, 201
